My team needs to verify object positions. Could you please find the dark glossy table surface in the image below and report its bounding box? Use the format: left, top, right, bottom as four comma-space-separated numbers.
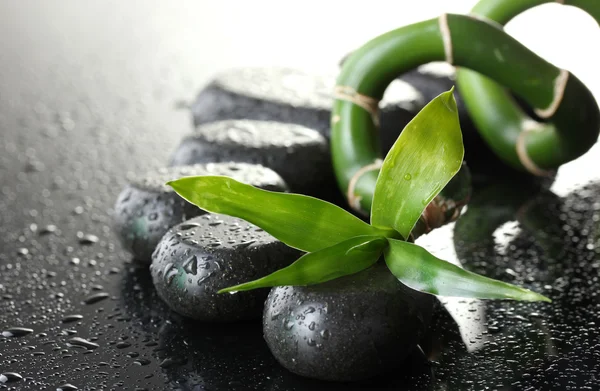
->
1, 2, 600, 390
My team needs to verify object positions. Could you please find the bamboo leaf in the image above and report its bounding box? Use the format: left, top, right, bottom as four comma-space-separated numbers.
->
218, 235, 387, 293
167, 176, 395, 252
384, 238, 550, 302
371, 89, 464, 238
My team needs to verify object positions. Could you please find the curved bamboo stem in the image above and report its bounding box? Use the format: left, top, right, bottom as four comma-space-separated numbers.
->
331, 13, 599, 214
457, 0, 600, 173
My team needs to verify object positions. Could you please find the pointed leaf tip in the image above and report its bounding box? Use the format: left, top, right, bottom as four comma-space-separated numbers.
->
371, 88, 464, 238
384, 239, 551, 303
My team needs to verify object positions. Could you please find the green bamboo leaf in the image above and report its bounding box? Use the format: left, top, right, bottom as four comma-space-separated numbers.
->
167, 176, 395, 252
371, 89, 464, 238
384, 238, 550, 302
218, 235, 387, 293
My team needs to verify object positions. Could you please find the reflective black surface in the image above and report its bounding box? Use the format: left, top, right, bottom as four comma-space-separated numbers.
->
1, 2, 600, 390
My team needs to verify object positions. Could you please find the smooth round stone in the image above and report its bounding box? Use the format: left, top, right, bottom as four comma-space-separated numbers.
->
151, 214, 302, 322
113, 163, 287, 263
262, 263, 435, 381
169, 120, 331, 196
191, 68, 334, 138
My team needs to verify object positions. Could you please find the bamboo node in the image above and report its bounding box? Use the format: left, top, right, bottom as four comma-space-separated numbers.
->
467, 13, 504, 30
516, 127, 554, 177
534, 69, 569, 119
347, 159, 383, 214
439, 14, 454, 65
334, 85, 380, 126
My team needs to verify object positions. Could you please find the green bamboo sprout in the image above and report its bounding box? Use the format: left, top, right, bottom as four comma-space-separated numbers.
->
169, 90, 550, 303
457, 0, 600, 174
332, 12, 599, 214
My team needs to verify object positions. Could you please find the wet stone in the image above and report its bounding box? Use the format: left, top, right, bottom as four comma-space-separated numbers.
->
170, 120, 331, 196
262, 263, 435, 381
113, 163, 288, 263
150, 214, 302, 322
191, 67, 333, 137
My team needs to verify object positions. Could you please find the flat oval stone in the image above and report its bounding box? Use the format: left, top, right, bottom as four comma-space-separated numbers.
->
169, 120, 331, 196
262, 263, 435, 381
151, 214, 302, 322
114, 163, 287, 263
191, 68, 334, 138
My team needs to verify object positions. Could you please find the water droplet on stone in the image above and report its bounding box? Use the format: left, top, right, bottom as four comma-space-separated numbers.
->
77, 232, 98, 245
183, 255, 198, 275
163, 263, 178, 286
16, 248, 29, 256
40, 224, 57, 235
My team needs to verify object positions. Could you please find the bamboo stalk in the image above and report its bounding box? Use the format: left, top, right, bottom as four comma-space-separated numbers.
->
332, 13, 599, 214
457, 0, 600, 173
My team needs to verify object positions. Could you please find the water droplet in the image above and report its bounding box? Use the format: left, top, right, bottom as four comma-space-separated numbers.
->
163, 263, 178, 286
0, 372, 22, 383
62, 314, 84, 323
57, 383, 78, 391
16, 248, 29, 256
320, 329, 330, 339
183, 255, 198, 275
307, 338, 316, 346
179, 222, 201, 231
77, 232, 99, 245
134, 358, 151, 366
68, 337, 99, 350
234, 240, 256, 249
308, 322, 315, 331
404, 173, 412, 181
2, 327, 34, 337
83, 292, 110, 305
285, 321, 295, 330
116, 341, 131, 349
39, 224, 57, 235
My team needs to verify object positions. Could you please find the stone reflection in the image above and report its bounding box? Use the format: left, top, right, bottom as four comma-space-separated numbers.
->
427, 179, 600, 389
120, 260, 434, 390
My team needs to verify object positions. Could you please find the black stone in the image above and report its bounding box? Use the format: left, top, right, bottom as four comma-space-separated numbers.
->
150, 214, 302, 322
262, 263, 435, 381
191, 68, 334, 137
113, 163, 287, 263
169, 120, 332, 196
